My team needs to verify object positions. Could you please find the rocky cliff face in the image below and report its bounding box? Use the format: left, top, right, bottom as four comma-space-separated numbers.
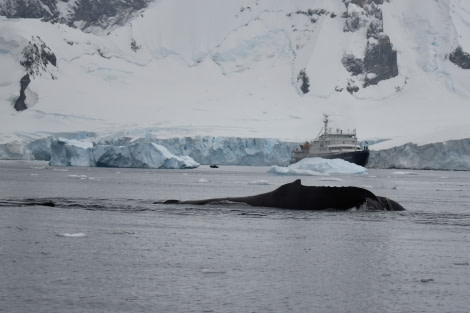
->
450, 46, 470, 69
2, 0, 399, 98
69, 0, 150, 30
1, 0, 151, 111
0, 0, 58, 19
0, 0, 150, 31
13, 74, 31, 111
14, 36, 57, 111
341, 0, 398, 92
363, 34, 398, 87
19, 36, 57, 76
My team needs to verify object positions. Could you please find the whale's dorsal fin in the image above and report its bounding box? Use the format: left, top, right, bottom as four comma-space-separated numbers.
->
293, 179, 301, 185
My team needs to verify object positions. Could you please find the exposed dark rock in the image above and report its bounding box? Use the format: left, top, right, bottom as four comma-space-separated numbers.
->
346, 83, 359, 94
70, 0, 151, 30
13, 37, 57, 111
297, 69, 310, 94
130, 39, 141, 52
97, 49, 110, 59
288, 8, 330, 22
342, 54, 364, 75
363, 35, 398, 87
14, 74, 31, 111
341, 0, 398, 88
346, 0, 384, 6
239, 6, 252, 13
0, 0, 58, 19
20, 36, 57, 77
364, 3, 383, 19
449, 46, 470, 69
294, 9, 329, 17
366, 16, 383, 39
343, 0, 383, 33
0, 0, 151, 31
343, 12, 361, 32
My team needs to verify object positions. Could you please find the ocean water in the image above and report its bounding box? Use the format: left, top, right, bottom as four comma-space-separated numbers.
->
1, 160, 470, 313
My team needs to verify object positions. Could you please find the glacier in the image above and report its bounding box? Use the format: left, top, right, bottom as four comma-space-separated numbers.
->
49, 138, 200, 169
47, 136, 295, 167
1, 1, 470, 143
368, 139, 470, 171
151, 136, 296, 166
1, 0, 470, 170
3, 134, 470, 171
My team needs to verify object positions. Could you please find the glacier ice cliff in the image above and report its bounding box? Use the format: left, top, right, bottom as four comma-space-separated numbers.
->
367, 139, 470, 171
3, 135, 470, 171
47, 136, 470, 170
90, 136, 296, 167
0, 140, 32, 160
49, 139, 199, 169
151, 137, 296, 166
1, 135, 297, 166
47, 136, 296, 167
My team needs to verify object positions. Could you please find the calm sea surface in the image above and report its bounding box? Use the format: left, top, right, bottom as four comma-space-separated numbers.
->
1, 160, 470, 313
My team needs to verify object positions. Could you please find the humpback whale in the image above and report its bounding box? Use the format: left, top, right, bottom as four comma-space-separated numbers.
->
165, 179, 405, 211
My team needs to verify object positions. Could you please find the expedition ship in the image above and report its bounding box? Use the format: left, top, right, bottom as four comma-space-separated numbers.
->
290, 114, 369, 166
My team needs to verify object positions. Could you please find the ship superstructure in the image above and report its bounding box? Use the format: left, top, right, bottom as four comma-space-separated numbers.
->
290, 114, 369, 166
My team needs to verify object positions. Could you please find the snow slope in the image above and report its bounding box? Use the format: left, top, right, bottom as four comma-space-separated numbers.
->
1, 0, 470, 152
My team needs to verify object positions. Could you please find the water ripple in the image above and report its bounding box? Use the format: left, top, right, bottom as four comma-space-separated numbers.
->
2, 197, 470, 227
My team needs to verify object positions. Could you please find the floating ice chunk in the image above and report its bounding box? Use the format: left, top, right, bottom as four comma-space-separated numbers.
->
318, 177, 344, 182
57, 233, 87, 238
393, 171, 419, 175
268, 157, 367, 176
248, 180, 270, 185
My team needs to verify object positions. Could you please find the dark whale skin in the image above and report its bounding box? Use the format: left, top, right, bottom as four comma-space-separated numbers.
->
165, 179, 405, 211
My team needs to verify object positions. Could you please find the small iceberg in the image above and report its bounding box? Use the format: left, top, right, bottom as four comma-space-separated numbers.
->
57, 232, 87, 238
248, 180, 270, 185
268, 158, 367, 176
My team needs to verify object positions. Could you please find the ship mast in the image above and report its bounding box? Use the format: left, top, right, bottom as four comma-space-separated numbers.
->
315, 113, 330, 139
323, 114, 329, 136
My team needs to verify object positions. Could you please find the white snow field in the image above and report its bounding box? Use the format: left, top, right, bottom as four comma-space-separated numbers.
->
1, 0, 470, 168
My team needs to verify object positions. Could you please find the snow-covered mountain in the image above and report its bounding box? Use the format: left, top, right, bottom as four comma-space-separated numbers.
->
1, 0, 470, 166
